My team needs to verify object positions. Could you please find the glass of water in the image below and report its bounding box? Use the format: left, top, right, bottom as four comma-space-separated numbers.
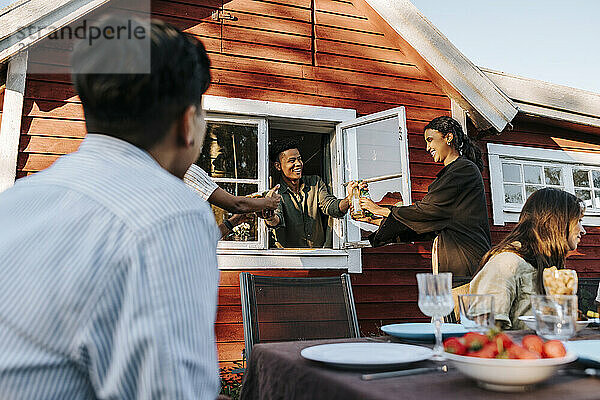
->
530, 295, 577, 341
458, 294, 495, 332
416, 273, 454, 360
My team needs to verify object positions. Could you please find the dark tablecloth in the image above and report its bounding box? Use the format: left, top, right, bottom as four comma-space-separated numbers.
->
240, 329, 600, 400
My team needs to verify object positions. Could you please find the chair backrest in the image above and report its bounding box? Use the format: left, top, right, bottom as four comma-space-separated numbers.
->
578, 277, 600, 314
240, 273, 360, 359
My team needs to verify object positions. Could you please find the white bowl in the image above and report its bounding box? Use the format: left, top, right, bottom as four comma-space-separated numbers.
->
518, 315, 590, 332
444, 351, 577, 392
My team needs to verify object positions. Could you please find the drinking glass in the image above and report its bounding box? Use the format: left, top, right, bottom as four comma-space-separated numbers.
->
416, 272, 454, 360
530, 295, 577, 341
458, 294, 495, 332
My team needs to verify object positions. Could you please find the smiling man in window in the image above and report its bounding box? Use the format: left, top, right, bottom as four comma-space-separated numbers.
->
265, 139, 357, 248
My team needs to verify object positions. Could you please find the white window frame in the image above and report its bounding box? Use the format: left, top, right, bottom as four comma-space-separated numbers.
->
202, 96, 411, 272
205, 115, 267, 250
488, 143, 600, 226
204, 96, 361, 271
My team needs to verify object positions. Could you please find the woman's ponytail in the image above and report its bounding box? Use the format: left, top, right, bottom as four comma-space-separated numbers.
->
424, 116, 484, 172
460, 134, 484, 172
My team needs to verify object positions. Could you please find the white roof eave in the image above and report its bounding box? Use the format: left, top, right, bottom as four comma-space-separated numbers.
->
363, 0, 518, 132
0, 0, 110, 64
483, 68, 600, 129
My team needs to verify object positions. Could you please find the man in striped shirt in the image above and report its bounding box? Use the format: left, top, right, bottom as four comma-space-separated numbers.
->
0, 17, 221, 399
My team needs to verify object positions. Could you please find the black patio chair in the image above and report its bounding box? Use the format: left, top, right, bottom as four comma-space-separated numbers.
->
239, 273, 360, 361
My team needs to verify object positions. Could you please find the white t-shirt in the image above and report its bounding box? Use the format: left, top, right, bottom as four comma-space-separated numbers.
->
596, 281, 600, 303
184, 164, 219, 200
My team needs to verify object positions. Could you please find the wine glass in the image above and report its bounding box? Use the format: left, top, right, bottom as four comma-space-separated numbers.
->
530, 294, 577, 341
416, 273, 454, 360
458, 294, 495, 332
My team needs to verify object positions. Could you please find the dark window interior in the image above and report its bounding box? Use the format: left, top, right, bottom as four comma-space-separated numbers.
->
268, 129, 329, 186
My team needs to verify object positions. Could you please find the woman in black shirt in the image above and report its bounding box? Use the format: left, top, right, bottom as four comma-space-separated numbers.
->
356, 116, 491, 281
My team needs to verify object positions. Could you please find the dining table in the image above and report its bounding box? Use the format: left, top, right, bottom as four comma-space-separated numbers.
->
239, 328, 600, 400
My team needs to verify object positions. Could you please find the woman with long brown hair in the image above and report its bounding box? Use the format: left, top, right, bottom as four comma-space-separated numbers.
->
356, 116, 491, 283
470, 187, 586, 330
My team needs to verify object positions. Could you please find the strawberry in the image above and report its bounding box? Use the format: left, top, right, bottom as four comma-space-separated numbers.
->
462, 332, 490, 352
522, 335, 544, 355
470, 342, 498, 358
507, 344, 540, 359
517, 349, 541, 359
443, 337, 467, 355
542, 340, 566, 358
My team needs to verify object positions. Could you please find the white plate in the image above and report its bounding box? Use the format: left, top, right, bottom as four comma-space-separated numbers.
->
381, 323, 468, 341
445, 351, 577, 392
300, 342, 433, 370
518, 315, 590, 331
565, 340, 600, 366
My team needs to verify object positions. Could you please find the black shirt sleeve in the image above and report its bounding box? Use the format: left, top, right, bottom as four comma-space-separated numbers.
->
368, 216, 436, 247
368, 158, 478, 246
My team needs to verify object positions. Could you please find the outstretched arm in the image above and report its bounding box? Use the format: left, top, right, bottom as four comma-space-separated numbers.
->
358, 197, 390, 218
208, 187, 280, 214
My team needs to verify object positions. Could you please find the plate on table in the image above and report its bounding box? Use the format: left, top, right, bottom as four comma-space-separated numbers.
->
445, 351, 577, 392
565, 340, 600, 367
381, 323, 468, 341
518, 315, 590, 332
300, 343, 433, 370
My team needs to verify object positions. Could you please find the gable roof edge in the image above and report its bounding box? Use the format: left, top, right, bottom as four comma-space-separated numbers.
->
363, 0, 518, 131
0, 0, 109, 64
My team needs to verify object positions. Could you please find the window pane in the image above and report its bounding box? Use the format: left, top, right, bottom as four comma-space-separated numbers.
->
595, 190, 600, 208
544, 166, 562, 186
525, 185, 539, 199
502, 163, 521, 183
196, 123, 258, 179
573, 169, 590, 187
576, 189, 593, 208
523, 165, 542, 184
504, 184, 523, 204
593, 171, 600, 188
213, 183, 259, 242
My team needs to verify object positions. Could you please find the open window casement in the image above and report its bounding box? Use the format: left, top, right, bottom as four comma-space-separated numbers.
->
337, 107, 411, 248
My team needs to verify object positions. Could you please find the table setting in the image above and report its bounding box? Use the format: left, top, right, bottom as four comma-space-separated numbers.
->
240, 272, 600, 400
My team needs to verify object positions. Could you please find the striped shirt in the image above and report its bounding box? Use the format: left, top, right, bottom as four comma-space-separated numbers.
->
184, 164, 218, 200
0, 134, 220, 399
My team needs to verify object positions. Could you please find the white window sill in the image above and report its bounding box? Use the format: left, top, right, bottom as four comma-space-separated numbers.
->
216, 248, 361, 272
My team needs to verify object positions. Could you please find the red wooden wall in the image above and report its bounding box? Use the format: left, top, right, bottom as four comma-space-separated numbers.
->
11, 0, 599, 368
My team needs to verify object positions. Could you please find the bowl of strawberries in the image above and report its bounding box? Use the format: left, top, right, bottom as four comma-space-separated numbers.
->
443, 330, 576, 392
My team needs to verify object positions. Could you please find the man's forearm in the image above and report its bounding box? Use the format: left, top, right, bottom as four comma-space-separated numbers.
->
338, 197, 350, 214
208, 188, 275, 213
